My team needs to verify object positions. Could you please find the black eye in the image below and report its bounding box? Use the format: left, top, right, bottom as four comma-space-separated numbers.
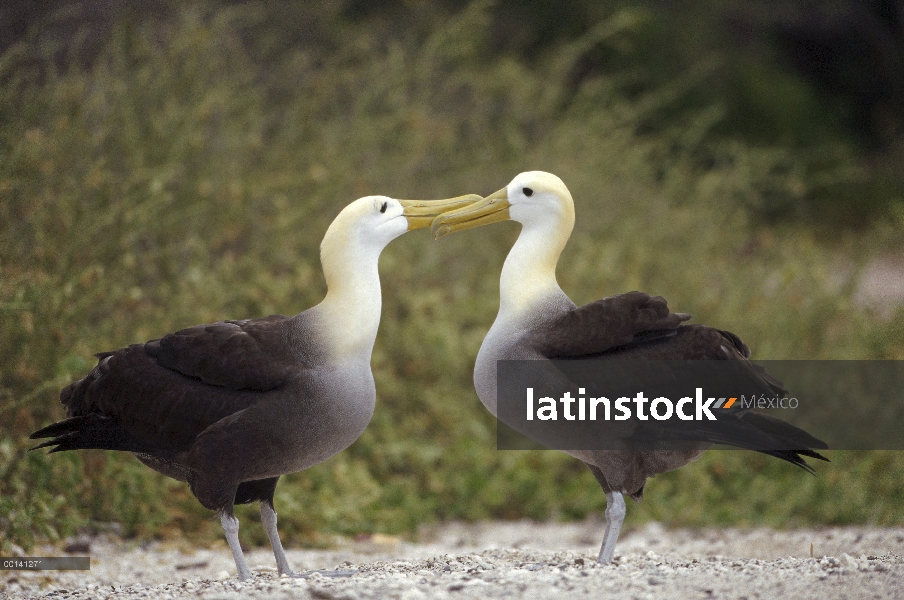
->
523, 187, 533, 197
379, 201, 388, 213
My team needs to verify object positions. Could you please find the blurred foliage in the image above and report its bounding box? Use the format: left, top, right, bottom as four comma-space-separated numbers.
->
1, 1, 903, 553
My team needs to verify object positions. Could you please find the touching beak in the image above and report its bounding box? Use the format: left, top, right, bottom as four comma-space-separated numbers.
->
399, 195, 483, 231
430, 187, 511, 239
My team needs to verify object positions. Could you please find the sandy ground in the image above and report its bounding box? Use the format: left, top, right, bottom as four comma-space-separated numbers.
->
3, 521, 904, 599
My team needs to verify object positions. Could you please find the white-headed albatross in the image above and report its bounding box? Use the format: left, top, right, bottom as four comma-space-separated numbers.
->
30, 192, 479, 581
431, 171, 827, 564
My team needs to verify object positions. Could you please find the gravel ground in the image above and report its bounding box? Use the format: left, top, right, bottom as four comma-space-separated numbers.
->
4, 521, 904, 599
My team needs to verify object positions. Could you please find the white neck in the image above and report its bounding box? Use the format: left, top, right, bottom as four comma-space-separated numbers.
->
313, 239, 383, 362
498, 218, 572, 320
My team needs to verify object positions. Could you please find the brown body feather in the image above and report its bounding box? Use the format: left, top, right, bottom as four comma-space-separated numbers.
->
511, 292, 827, 499
31, 311, 370, 512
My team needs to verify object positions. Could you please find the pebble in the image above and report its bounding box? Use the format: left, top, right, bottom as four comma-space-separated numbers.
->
3, 524, 904, 599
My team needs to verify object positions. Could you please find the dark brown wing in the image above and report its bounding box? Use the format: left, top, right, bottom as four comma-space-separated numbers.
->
31, 314, 304, 455
522, 293, 826, 471
598, 323, 753, 361
528, 292, 691, 358
146, 314, 299, 390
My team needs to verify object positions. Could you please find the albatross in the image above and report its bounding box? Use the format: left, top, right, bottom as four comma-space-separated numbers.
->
30, 192, 479, 580
431, 171, 827, 563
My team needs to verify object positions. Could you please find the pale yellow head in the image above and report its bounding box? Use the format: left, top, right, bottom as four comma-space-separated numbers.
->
431, 171, 575, 239
431, 171, 576, 315
316, 193, 480, 360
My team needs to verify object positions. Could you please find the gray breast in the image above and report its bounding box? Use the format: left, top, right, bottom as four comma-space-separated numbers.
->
474, 293, 575, 416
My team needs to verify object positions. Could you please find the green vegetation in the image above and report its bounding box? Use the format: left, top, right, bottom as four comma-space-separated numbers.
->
1, 1, 903, 552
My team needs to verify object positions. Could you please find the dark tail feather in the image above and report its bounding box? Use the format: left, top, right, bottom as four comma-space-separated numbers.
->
30, 415, 91, 440
737, 411, 829, 472
636, 409, 829, 474
30, 415, 148, 454
699, 411, 829, 473
757, 449, 819, 474
739, 411, 828, 451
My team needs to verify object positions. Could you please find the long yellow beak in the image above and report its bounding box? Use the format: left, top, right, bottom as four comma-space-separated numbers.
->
399, 195, 483, 231
430, 187, 511, 239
